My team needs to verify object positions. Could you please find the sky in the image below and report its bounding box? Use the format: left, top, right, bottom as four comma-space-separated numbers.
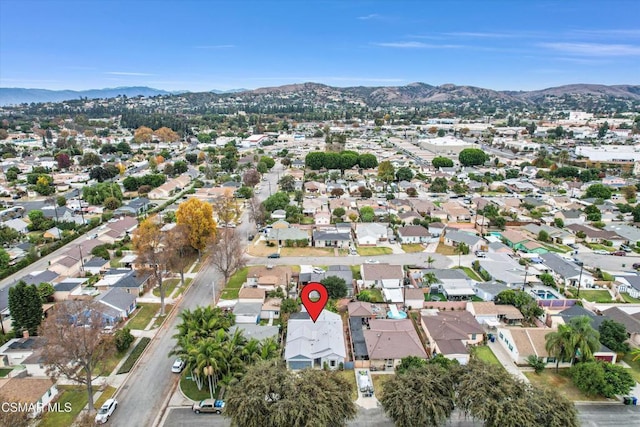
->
1, 0, 639, 92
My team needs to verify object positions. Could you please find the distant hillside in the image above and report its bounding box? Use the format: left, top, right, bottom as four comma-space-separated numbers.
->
0, 86, 182, 105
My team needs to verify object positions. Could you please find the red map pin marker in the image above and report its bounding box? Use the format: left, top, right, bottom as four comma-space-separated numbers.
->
300, 282, 329, 323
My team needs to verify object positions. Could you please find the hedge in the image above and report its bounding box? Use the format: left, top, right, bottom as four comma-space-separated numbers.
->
116, 337, 151, 374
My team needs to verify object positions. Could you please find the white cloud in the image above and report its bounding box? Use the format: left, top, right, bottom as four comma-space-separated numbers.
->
105, 71, 154, 76
357, 14, 381, 20
443, 31, 514, 38
539, 42, 640, 56
374, 41, 463, 49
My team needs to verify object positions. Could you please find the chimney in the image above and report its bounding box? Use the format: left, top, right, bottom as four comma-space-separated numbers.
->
23, 330, 29, 339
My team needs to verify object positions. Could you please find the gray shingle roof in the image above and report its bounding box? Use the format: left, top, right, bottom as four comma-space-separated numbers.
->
96, 288, 137, 311
540, 253, 580, 278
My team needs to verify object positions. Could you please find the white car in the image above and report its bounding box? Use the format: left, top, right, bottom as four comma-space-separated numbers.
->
95, 398, 117, 424
365, 259, 380, 264
312, 267, 325, 274
171, 358, 186, 373
593, 249, 609, 255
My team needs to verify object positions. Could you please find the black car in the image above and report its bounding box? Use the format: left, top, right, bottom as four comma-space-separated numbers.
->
267, 253, 280, 259
633, 263, 640, 270
247, 234, 255, 241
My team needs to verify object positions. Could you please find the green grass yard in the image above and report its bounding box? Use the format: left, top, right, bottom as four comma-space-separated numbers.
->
371, 374, 394, 400
472, 345, 502, 368
621, 293, 640, 303
455, 266, 483, 282
524, 369, 607, 402
401, 244, 424, 253
153, 278, 180, 297
221, 267, 249, 300
127, 304, 160, 330
578, 290, 613, 303
337, 370, 358, 401
180, 372, 216, 401
39, 386, 87, 427
622, 353, 640, 383
357, 247, 393, 256
94, 386, 117, 410
0, 368, 12, 377
151, 304, 174, 329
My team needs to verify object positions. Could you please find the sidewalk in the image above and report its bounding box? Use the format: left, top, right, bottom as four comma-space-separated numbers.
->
487, 339, 530, 382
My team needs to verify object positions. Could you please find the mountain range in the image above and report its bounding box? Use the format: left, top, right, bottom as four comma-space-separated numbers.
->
0, 87, 245, 106
1, 83, 639, 107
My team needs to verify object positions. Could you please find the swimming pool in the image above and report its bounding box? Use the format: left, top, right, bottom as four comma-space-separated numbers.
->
387, 310, 408, 319
533, 290, 558, 300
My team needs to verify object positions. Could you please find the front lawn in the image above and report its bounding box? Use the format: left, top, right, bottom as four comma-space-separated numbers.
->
455, 266, 483, 282
94, 350, 126, 376
472, 345, 502, 367
281, 247, 335, 256
153, 278, 179, 297
117, 337, 151, 374
357, 247, 392, 256
221, 267, 249, 299
180, 371, 216, 401
371, 373, 394, 400
39, 386, 87, 427
578, 290, 613, 303
0, 368, 12, 377
621, 293, 640, 303
368, 289, 384, 303
587, 243, 614, 252
127, 304, 160, 330
523, 369, 607, 401
350, 265, 362, 280
435, 243, 457, 255
337, 370, 358, 401
151, 304, 174, 329
622, 353, 640, 383
401, 244, 424, 253
94, 386, 117, 409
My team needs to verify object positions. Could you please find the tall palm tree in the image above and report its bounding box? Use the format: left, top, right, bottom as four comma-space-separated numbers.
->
194, 337, 224, 398
567, 316, 600, 365
455, 243, 469, 267
426, 256, 435, 269
423, 272, 439, 287
259, 337, 280, 360
545, 324, 573, 372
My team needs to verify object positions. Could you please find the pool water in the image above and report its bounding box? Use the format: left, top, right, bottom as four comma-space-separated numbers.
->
534, 290, 558, 300
387, 310, 408, 319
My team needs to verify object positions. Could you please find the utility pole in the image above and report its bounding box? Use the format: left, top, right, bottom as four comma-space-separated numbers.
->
576, 261, 584, 297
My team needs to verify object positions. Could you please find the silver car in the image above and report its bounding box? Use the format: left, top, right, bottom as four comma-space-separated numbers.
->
95, 398, 117, 424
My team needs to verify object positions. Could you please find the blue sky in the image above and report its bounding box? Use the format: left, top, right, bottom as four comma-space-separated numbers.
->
1, 0, 639, 91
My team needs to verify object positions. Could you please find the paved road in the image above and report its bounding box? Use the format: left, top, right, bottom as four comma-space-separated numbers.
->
162, 403, 640, 427
107, 164, 283, 427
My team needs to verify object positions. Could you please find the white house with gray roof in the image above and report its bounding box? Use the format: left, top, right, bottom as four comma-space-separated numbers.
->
540, 253, 594, 289
285, 310, 346, 370
443, 230, 484, 253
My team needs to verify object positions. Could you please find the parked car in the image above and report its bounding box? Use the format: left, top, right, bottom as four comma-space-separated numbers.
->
101, 325, 115, 334
593, 249, 609, 255
611, 251, 627, 256
475, 251, 487, 258
621, 244, 632, 253
192, 399, 225, 414
95, 399, 118, 424
568, 243, 579, 249
365, 259, 380, 264
632, 263, 640, 269
171, 358, 186, 373
312, 267, 325, 274
267, 253, 280, 259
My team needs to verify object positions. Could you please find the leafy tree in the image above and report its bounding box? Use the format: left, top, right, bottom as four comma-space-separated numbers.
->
263, 192, 291, 213
358, 153, 378, 169
134, 126, 153, 143
242, 169, 261, 187
305, 152, 325, 170
0, 247, 10, 272
356, 290, 371, 302
28, 210, 51, 231
495, 289, 543, 324
225, 360, 357, 427
359, 206, 375, 222
430, 177, 448, 193
621, 185, 637, 201
381, 364, 454, 427
431, 156, 453, 168
197, 133, 212, 144
55, 152, 71, 169
176, 198, 216, 255
332, 207, 345, 219
114, 327, 135, 352
377, 161, 395, 185
8, 281, 43, 336
396, 167, 413, 182
458, 148, 488, 166
260, 156, 275, 169
359, 187, 373, 199
133, 216, 170, 315
554, 217, 565, 228
339, 151, 359, 170
585, 184, 612, 200
584, 204, 602, 222
37, 282, 55, 303
598, 121, 609, 139
598, 319, 630, 353
320, 276, 348, 299
103, 196, 121, 210
571, 361, 634, 397
155, 126, 179, 142
39, 300, 115, 415
280, 298, 300, 315
279, 175, 296, 192
538, 230, 549, 242
395, 356, 427, 374
80, 152, 102, 166
0, 225, 20, 246
539, 273, 556, 288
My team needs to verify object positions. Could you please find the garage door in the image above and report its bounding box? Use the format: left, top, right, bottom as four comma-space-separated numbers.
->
288, 361, 312, 370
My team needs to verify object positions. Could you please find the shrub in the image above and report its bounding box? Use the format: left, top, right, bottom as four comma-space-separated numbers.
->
114, 327, 135, 352
117, 337, 151, 374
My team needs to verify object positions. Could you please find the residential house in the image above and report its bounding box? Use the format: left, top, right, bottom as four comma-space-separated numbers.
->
616, 274, 640, 299
314, 211, 331, 225
312, 229, 351, 248
466, 301, 523, 326
265, 227, 309, 246
566, 224, 625, 246
397, 211, 422, 225
325, 265, 354, 296
555, 209, 586, 226
82, 257, 110, 275
522, 224, 576, 246
2, 218, 28, 234
496, 327, 556, 365
0, 378, 58, 418
261, 298, 281, 321
355, 223, 387, 246
48, 254, 82, 276
52, 278, 86, 301
428, 222, 446, 238
233, 302, 262, 324
97, 269, 153, 295
114, 197, 150, 216
347, 301, 375, 319
361, 263, 404, 303
474, 281, 509, 302
229, 324, 279, 341
246, 265, 293, 292
601, 306, 640, 346
404, 287, 425, 310
0, 335, 49, 377
285, 310, 346, 370
238, 287, 266, 303
477, 253, 530, 288
148, 174, 191, 199
540, 253, 594, 289
443, 230, 484, 253
397, 225, 430, 244
363, 319, 427, 370
96, 288, 137, 321
421, 311, 484, 365
442, 201, 471, 222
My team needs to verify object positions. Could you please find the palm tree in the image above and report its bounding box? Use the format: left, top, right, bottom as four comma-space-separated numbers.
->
455, 243, 469, 267
545, 324, 573, 372
422, 272, 439, 287
557, 149, 569, 167
631, 347, 640, 362
259, 337, 280, 360
426, 256, 435, 269
194, 337, 224, 398
567, 316, 600, 364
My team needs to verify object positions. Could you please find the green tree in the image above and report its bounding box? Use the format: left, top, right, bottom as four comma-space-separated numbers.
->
320, 276, 348, 299
538, 230, 549, 242
598, 121, 609, 139
554, 217, 565, 228
432, 156, 454, 168
584, 204, 602, 222
305, 151, 325, 170
37, 282, 55, 303
359, 206, 375, 222
539, 273, 556, 288
395, 356, 427, 375
598, 319, 630, 353
225, 361, 357, 427
377, 161, 395, 185
278, 175, 296, 192
585, 184, 612, 200
430, 177, 448, 193
571, 361, 634, 397
114, 327, 135, 352
358, 153, 378, 169
0, 226, 20, 246
332, 207, 345, 219
263, 192, 290, 213
8, 281, 44, 336
396, 167, 413, 182
381, 364, 455, 427
455, 242, 469, 267
458, 148, 488, 166
526, 355, 547, 374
